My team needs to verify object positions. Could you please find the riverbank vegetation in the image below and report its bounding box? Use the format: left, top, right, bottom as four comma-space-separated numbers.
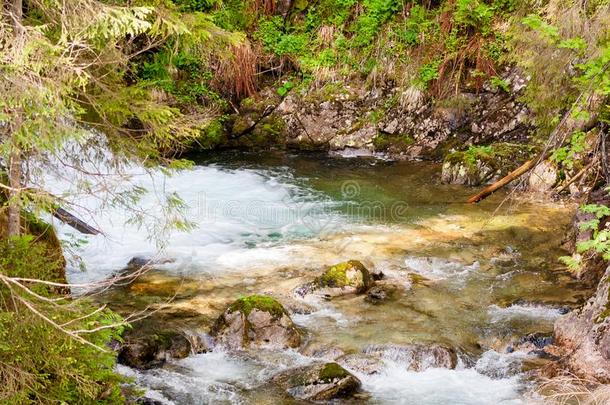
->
0, 0, 609, 403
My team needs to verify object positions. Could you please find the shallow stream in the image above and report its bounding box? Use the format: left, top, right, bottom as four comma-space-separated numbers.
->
56, 152, 589, 404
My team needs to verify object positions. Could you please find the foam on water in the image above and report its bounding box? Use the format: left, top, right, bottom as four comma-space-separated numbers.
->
120, 349, 531, 405
351, 362, 526, 405
47, 164, 346, 284
488, 304, 564, 323
404, 256, 480, 280
119, 349, 316, 404
475, 350, 531, 379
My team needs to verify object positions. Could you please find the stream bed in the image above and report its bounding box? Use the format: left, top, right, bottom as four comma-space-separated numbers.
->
57, 152, 589, 404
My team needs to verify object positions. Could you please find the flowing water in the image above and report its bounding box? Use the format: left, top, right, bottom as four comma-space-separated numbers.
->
54, 151, 589, 404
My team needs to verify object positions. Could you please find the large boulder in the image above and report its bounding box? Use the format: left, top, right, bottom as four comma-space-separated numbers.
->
296, 260, 374, 297
549, 265, 610, 382
338, 344, 458, 375
273, 362, 361, 401
210, 295, 301, 350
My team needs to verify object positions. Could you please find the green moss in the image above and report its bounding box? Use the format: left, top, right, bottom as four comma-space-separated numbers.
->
228, 295, 287, 319
318, 262, 351, 287
373, 132, 414, 152
318, 362, 349, 382
444, 143, 534, 175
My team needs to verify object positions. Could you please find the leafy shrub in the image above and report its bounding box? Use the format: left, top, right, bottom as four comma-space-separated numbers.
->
256, 17, 309, 57
417, 59, 442, 89
351, 0, 402, 47
454, 0, 494, 34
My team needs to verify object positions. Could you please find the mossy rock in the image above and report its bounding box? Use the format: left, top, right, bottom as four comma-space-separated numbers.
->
273, 362, 361, 401
441, 143, 534, 186
227, 295, 288, 320
316, 260, 373, 293
373, 132, 415, 154
211, 295, 301, 350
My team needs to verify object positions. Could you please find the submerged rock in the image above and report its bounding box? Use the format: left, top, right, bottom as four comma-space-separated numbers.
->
300, 343, 346, 361
339, 344, 458, 375
210, 295, 301, 350
365, 283, 398, 304
273, 362, 361, 401
507, 332, 554, 354
295, 260, 374, 297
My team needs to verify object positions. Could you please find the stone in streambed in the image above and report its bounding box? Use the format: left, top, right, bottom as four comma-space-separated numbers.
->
273, 362, 361, 401
295, 260, 374, 297
338, 344, 458, 375
365, 283, 398, 304
210, 295, 301, 350
118, 329, 210, 370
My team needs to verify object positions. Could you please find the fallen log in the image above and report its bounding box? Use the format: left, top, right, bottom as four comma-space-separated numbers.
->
51, 207, 100, 235
466, 159, 537, 203
466, 91, 605, 204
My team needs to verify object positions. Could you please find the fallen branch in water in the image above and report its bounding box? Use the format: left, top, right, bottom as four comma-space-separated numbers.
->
466, 159, 537, 203
466, 89, 605, 204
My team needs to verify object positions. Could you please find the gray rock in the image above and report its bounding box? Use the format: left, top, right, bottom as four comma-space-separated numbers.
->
552, 264, 610, 382
118, 329, 208, 370
339, 344, 458, 375
273, 362, 361, 401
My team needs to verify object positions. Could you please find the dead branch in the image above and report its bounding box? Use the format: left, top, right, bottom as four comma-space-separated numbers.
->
466, 159, 537, 203
556, 158, 599, 194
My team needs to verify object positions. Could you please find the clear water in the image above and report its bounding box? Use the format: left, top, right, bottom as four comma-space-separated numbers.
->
52, 151, 586, 404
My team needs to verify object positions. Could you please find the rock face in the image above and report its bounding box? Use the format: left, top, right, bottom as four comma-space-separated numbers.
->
296, 260, 374, 297
338, 344, 458, 375
273, 362, 361, 401
210, 295, 301, 350
118, 329, 208, 369
268, 68, 531, 159
551, 265, 610, 382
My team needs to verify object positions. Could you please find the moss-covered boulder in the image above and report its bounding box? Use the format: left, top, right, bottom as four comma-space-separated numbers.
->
273, 362, 361, 401
210, 295, 301, 350
296, 260, 374, 297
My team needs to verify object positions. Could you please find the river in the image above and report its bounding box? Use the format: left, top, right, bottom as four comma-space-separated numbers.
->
54, 151, 587, 404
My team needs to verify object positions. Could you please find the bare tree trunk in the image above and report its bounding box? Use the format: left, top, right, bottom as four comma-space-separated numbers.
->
7, 150, 21, 236
6, 0, 23, 237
